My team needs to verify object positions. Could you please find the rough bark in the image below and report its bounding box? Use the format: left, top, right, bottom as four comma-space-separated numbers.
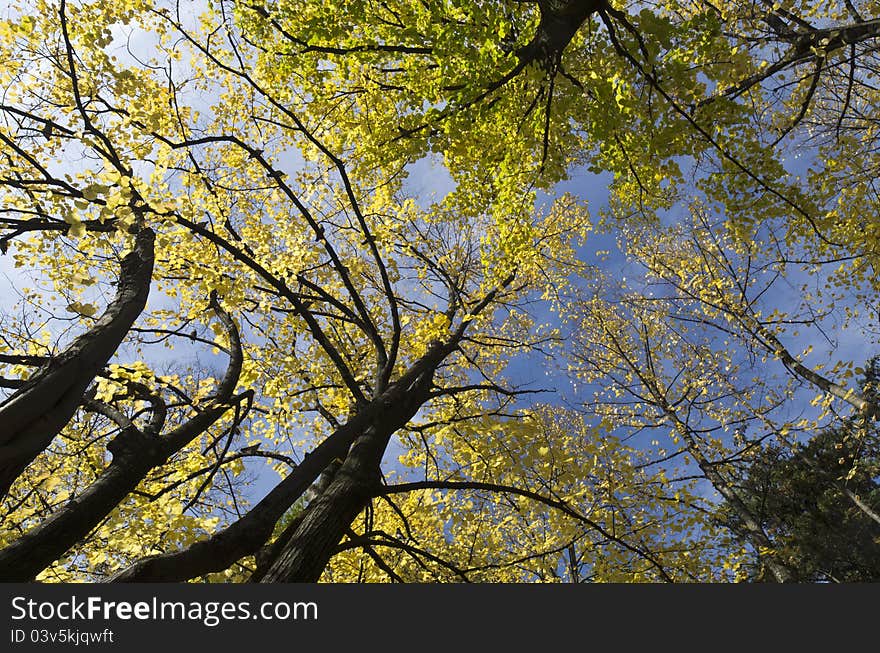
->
249, 457, 343, 582
0, 294, 243, 580
0, 427, 163, 580
258, 425, 388, 582
258, 351, 438, 582
516, 0, 603, 67
111, 340, 452, 582
0, 228, 155, 500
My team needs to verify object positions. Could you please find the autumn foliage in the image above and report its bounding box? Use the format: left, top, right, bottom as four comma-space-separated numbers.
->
0, 0, 877, 582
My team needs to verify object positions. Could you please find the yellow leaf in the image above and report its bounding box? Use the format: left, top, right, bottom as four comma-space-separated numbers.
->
66, 302, 98, 317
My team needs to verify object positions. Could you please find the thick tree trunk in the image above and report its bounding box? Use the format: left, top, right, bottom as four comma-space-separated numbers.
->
0, 427, 163, 580
0, 228, 154, 499
516, 0, 603, 67
0, 293, 242, 580
109, 417, 364, 581
258, 425, 388, 582
258, 355, 438, 582
110, 340, 450, 583
249, 458, 342, 582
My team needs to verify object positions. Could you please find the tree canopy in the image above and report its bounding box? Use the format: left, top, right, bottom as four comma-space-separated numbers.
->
719, 360, 880, 582
0, 0, 878, 582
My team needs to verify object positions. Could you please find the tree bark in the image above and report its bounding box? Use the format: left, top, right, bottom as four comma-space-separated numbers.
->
0, 228, 155, 500
516, 0, 603, 67
0, 294, 243, 580
258, 425, 388, 582
111, 340, 452, 582
258, 354, 438, 582
0, 427, 162, 580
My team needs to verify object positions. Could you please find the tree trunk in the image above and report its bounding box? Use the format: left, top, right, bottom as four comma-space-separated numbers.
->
0, 292, 243, 580
109, 418, 363, 582
0, 426, 163, 580
111, 340, 449, 582
0, 228, 154, 499
258, 350, 440, 582
258, 424, 388, 582
516, 0, 603, 67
